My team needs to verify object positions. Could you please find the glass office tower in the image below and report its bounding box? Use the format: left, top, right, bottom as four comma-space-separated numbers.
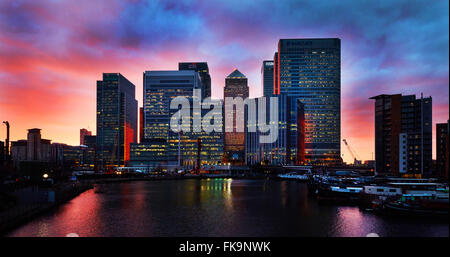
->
275, 38, 341, 165
261, 60, 274, 97
143, 71, 201, 141
178, 62, 212, 99
245, 94, 293, 166
143, 70, 202, 167
96, 73, 137, 168
142, 70, 223, 168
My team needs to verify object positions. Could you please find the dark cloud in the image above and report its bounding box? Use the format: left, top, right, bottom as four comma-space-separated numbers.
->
0, 0, 448, 160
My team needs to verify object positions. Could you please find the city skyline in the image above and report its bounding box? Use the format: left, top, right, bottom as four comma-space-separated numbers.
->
0, 0, 449, 164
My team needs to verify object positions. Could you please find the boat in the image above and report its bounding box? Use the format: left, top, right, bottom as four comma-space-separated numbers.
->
361, 181, 449, 217
315, 183, 364, 204
360, 181, 447, 208
382, 196, 449, 218
277, 172, 309, 181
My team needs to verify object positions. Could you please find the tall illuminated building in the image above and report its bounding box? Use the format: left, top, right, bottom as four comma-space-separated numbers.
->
274, 38, 341, 165
96, 73, 137, 168
141, 70, 223, 168
262, 60, 274, 97
179, 62, 211, 98
143, 70, 202, 142
223, 69, 249, 165
245, 95, 295, 166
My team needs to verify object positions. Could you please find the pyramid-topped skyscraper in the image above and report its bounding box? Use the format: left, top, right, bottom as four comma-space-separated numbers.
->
226, 69, 246, 79
223, 69, 249, 165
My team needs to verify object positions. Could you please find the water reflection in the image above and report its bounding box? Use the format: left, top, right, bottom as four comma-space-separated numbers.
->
333, 207, 365, 237
7, 180, 449, 237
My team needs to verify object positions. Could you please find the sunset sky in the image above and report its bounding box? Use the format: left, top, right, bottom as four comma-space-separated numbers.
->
0, 0, 448, 163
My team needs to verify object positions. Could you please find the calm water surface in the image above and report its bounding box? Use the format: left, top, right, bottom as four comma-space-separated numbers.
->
7, 179, 449, 237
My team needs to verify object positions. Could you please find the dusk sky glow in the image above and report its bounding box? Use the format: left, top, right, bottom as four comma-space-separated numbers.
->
0, 0, 448, 163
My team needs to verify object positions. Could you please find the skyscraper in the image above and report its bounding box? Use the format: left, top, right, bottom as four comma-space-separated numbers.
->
179, 62, 212, 98
143, 70, 202, 142
261, 60, 274, 97
370, 94, 432, 176
224, 69, 249, 165
143, 70, 202, 166
80, 128, 92, 145
139, 107, 144, 143
245, 95, 294, 166
96, 73, 137, 168
140, 70, 223, 168
274, 38, 341, 165
436, 121, 449, 178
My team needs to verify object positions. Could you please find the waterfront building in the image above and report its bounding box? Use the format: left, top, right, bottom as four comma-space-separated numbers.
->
370, 94, 432, 176
399, 133, 408, 174
262, 60, 274, 97
143, 70, 201, 141
51, 143, 65, 167
129, 142, 167, 169
179, 62, 212, 98
82, 135, 97, 170
274, 38, 341, 165
143, 70, 201, 170
224, 69, 249, 165
245, 97, 262, 166
10, 129, 52, 176
296, 100, 306, 164
25, 128, 52, 162
80, 128, 92, 145
63, 145, 94, 169
196, 99, 225, 166
139, 107, 144, 143
245, 94, 294, 166
10, 140, 27, 165
436, 121, 449, 179
96, 73, 138, 168
142, 70, 223, 169
51, 143, 95, 170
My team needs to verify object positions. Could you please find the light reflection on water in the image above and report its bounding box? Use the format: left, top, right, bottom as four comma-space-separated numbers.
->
6, 179, 449, 237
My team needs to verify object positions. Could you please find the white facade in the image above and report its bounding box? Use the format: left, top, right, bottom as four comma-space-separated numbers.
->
399, 133, 408, 173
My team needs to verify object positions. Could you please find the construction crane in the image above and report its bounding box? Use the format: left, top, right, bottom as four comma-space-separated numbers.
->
342, 139, 360, 165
